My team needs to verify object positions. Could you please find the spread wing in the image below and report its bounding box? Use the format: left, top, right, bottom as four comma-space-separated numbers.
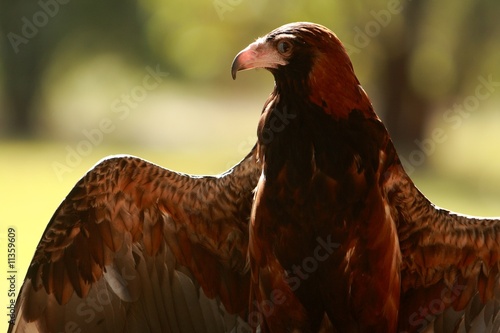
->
9, 148, 260, 333
386, 164, 500, 333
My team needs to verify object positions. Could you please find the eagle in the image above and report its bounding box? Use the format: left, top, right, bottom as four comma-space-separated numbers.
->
9, 22, 500, 333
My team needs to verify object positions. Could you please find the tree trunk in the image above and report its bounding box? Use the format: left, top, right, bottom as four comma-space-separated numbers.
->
377, 0, 429, 153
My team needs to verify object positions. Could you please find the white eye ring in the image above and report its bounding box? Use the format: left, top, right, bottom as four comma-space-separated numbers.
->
277, 40, 293, 55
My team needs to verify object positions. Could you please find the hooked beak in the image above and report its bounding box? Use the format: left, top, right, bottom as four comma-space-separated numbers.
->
231, 39, 287, 79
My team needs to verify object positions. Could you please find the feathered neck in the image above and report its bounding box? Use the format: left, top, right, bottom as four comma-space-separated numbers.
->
256, 32, 381, 182
306, 48, 376, 120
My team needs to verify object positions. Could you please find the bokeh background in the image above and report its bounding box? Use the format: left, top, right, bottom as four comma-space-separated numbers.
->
1, 0, 500, 330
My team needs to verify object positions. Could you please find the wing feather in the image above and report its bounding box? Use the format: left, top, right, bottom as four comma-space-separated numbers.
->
386, 163, 500, 332
9, 149, 259, 333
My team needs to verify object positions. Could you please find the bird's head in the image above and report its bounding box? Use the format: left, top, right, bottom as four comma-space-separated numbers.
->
231, 22, 375, 119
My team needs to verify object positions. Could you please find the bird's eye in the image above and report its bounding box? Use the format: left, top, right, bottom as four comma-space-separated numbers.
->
277, 40, 293, 55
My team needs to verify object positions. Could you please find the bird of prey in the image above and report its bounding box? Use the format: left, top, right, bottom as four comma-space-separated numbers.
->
9, 22, 500, 333
231, 22, 500, 333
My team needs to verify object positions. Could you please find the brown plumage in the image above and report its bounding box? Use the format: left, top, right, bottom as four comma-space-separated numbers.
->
9, 22, 500, 333
231, 22, 500, 332
9, 151, 260, 332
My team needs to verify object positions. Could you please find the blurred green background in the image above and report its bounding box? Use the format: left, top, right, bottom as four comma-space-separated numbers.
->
1, 0, 500, 330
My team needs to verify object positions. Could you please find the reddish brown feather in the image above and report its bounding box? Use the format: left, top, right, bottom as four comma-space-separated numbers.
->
98, 219, 123, 252
65, 235, 85, 297
86, 217, 106, 268
478, 265, 498, 303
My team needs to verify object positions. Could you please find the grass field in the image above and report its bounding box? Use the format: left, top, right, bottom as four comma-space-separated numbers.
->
1, 139, 499, 332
